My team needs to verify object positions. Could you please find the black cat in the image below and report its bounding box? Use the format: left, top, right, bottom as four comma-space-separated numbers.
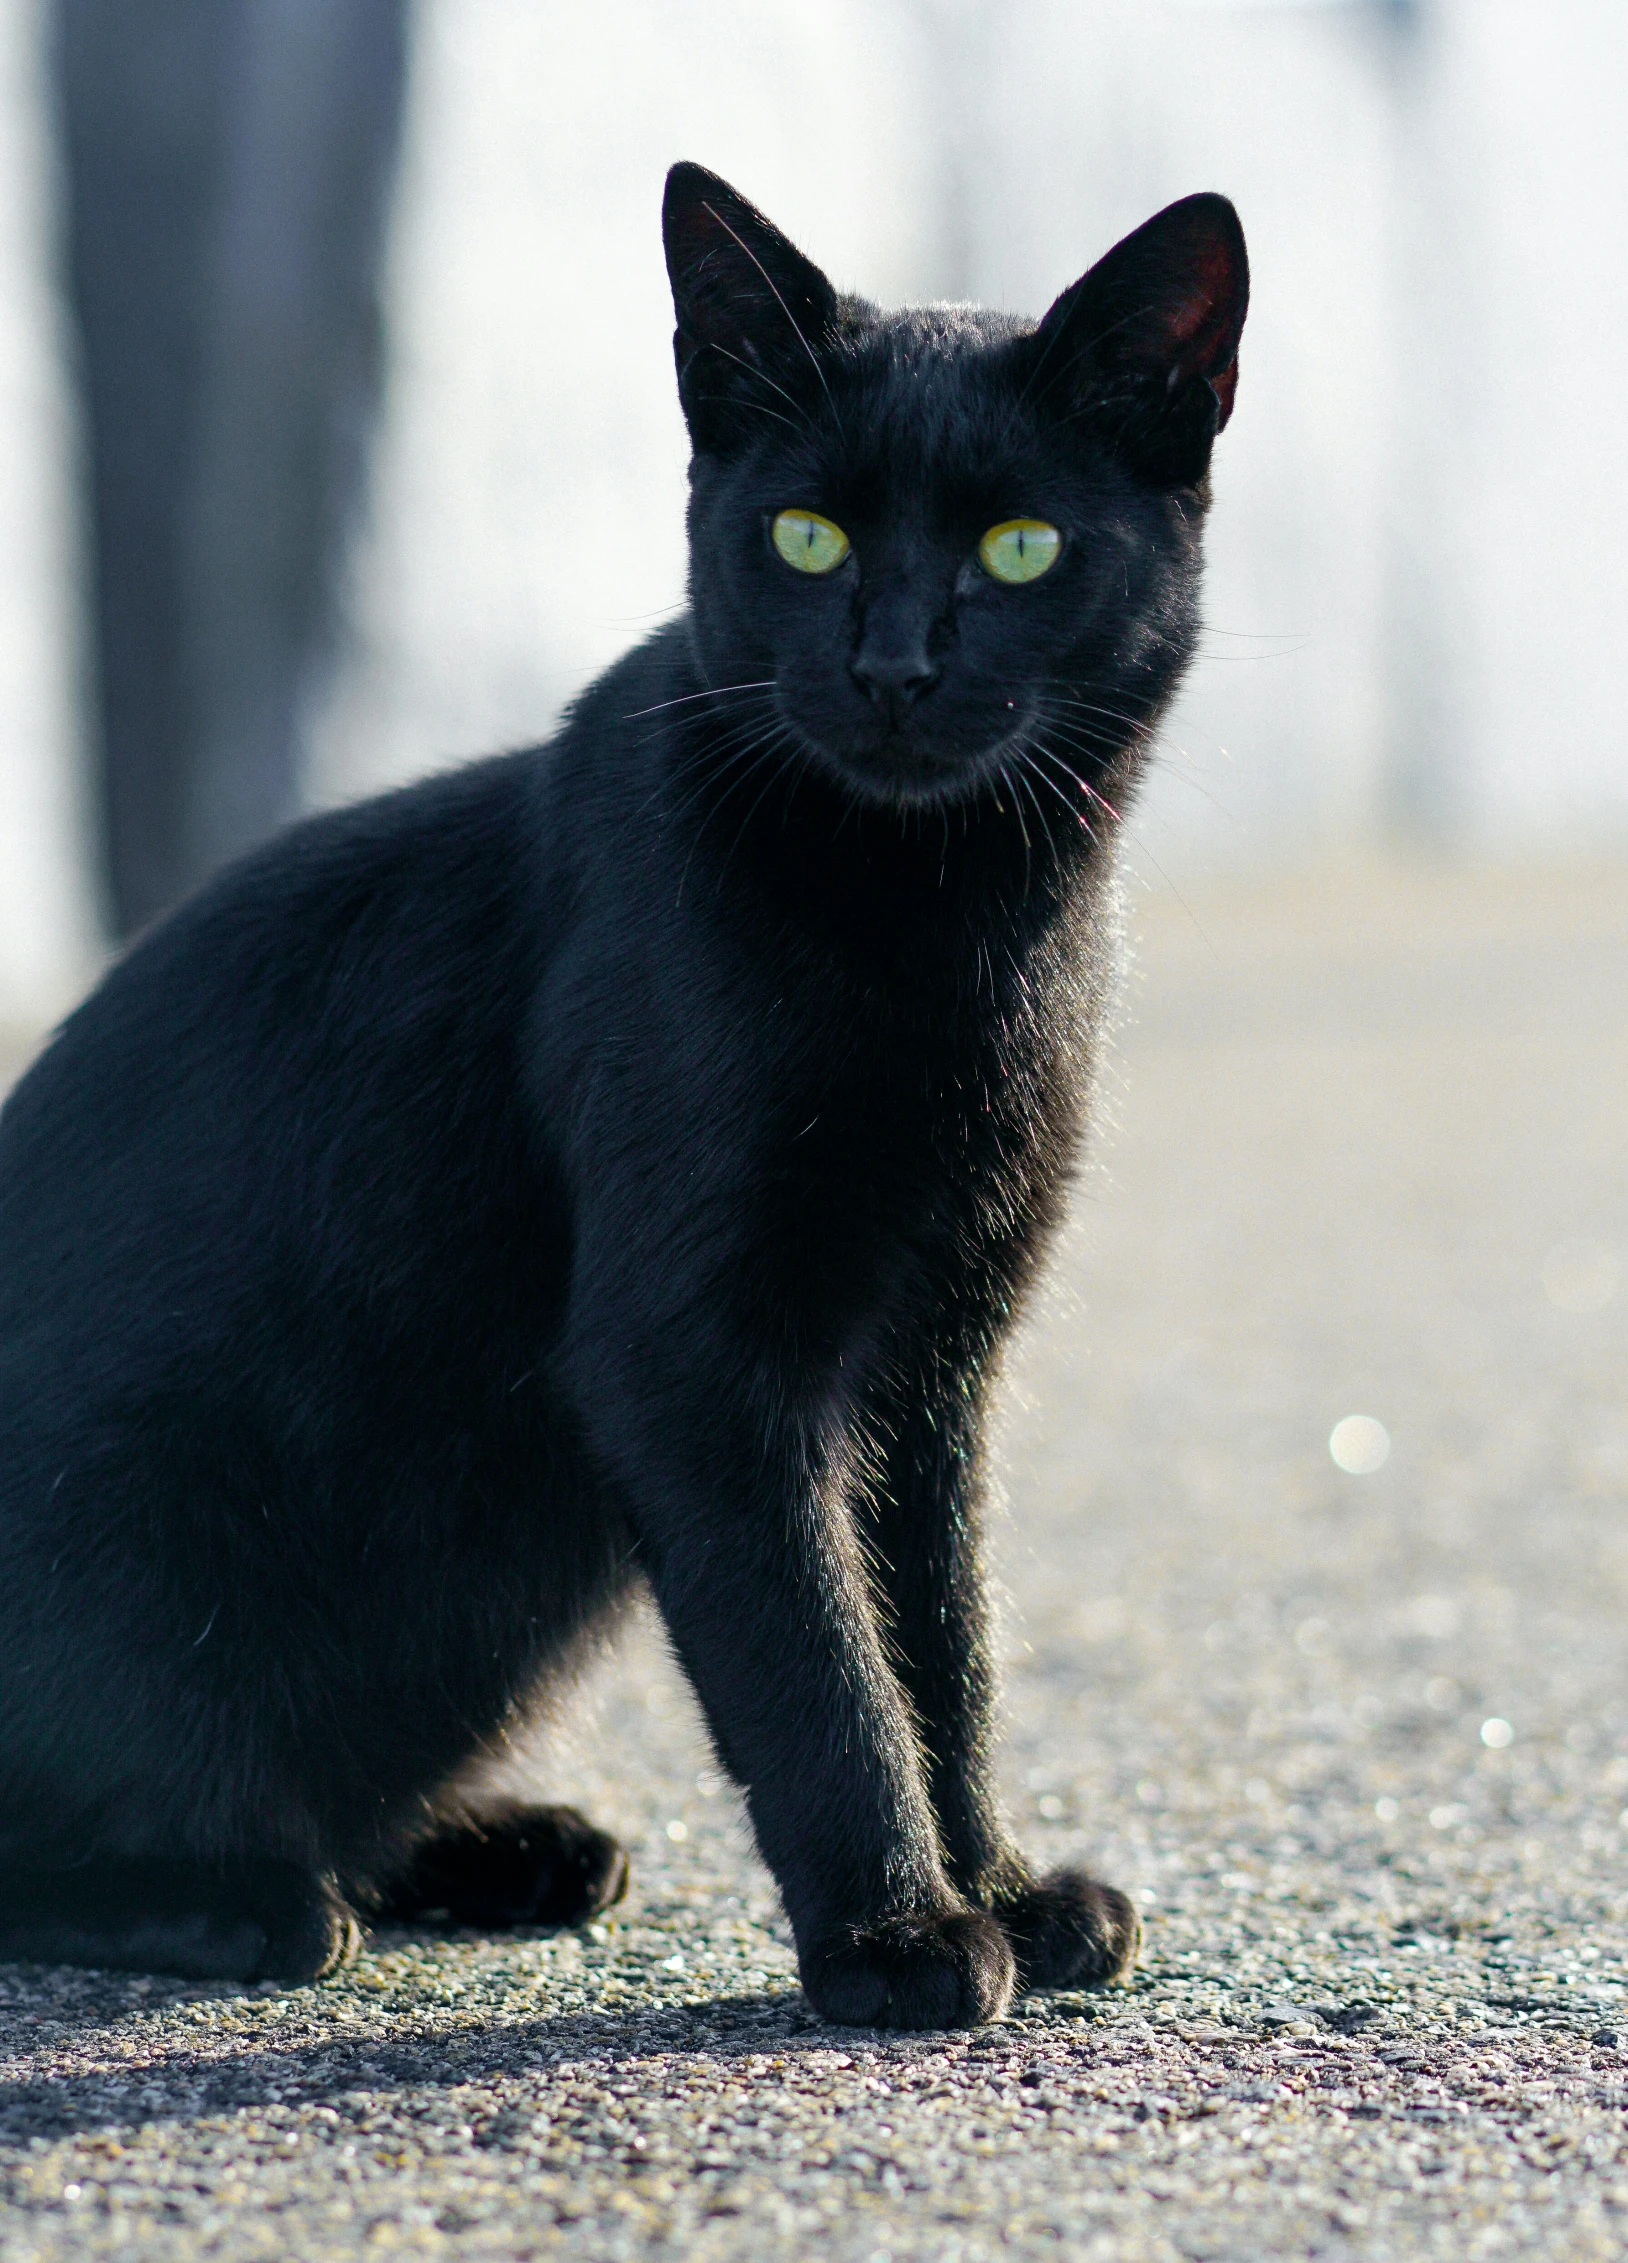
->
0, 164, 1246, 2028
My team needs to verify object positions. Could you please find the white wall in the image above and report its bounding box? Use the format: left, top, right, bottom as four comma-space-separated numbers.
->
0, 0, 96, 1025
1404, 0, 1628, 842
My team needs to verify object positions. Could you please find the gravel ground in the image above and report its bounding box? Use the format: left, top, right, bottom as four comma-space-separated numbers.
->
2, 851, 1626, 2262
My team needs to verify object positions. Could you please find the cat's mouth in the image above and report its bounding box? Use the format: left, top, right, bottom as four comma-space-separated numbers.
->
800, 709, 1034, 810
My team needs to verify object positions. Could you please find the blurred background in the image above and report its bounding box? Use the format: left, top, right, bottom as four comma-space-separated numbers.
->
0, 0, 1624, 1023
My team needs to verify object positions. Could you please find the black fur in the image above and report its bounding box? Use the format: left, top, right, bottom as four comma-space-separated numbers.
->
0, 165, 1245, 2025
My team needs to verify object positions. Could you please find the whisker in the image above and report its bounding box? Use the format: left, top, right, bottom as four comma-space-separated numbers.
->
1033, 722, 1138, 772
1035, 704, 1152, 768
1038, 692, 1157, 739
1009, 756, 1063, 870
1037, 711, 1222, 808
629, 696, 778, 765
830, 783, 865, 848
998, 760, 1032, 898
1199, 627, 1307, 644
631, 706, 782, 822
623, 679, 777, 723
1026, 739, 1124, 826
647, 739, 764, 835
1195, 635, 1312, 664
1135, 747, 1235, 822
1017, 746, 1101, 847
1109, 812, 1207, 932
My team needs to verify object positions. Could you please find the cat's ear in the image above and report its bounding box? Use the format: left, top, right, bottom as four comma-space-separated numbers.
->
1025, 194, 1248, 485
663, 162, 839, 452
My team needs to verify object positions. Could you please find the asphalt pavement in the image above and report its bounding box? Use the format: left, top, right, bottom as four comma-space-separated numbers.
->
2, 849, 1626, 2261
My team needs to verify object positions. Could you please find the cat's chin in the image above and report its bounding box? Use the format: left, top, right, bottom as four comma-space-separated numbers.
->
803, 731, 1024, 815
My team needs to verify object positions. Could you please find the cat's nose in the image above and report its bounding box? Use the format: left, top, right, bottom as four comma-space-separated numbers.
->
850, 649, 940, 722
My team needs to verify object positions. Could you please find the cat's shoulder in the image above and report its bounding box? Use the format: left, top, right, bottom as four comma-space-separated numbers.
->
554, 617, 698, 752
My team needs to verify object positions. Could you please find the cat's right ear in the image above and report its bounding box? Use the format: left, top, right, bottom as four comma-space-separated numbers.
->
1024, 193, 1249, 487
663, 163, 839, 453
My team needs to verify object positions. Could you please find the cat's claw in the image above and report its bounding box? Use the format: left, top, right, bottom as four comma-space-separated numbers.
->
800, 1908, 1015, 2030
995, 1869, 1141, 1992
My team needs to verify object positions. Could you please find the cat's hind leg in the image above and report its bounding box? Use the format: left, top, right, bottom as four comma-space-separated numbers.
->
0, 1857, 360, 1981
372, 1803, 629, 1930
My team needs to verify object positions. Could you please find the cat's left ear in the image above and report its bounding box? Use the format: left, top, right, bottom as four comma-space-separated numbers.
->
1026, 194, 1249, 486
663, 162, 840, 453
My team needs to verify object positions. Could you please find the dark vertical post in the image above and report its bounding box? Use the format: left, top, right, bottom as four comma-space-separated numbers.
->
53, 0, 409, 937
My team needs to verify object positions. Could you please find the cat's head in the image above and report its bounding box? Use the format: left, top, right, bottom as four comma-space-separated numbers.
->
663, 162, 1247, 813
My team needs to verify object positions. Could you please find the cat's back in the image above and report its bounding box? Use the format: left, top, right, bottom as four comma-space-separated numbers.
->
0, 747, 562, 1359
0, 619, 704, 1397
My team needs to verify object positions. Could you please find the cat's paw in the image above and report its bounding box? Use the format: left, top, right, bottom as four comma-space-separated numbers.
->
995, 1868, 1140, 1992
800, 1909, 1015, 2030
249, 1866, 364, 1983
380, 1805, 629, 1930
0, 1858, 363, 1984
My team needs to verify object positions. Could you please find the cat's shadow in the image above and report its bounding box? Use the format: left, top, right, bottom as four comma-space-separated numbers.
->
0, 1965, 971, 2147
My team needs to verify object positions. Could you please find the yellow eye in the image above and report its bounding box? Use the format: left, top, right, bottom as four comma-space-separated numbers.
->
978, 519, 1061, 585
772, 509, 851, 575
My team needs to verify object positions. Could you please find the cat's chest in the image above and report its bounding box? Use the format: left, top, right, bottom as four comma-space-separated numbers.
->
553, 875, 1094, 1351
716, 958, 1086, 1330
788, 998, 1054, 1182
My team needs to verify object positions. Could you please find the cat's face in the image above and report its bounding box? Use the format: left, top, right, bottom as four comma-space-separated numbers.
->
664, 166, 1247, 812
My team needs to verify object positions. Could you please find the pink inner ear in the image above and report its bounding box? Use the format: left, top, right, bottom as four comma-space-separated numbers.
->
1210, 355, 1239, 429
1169, 245, 1237, 347
1026, 192, 1246, 448
1165, 259, 1242, 426
1064, 193, 1247, 401
1153, 236, 1245, 382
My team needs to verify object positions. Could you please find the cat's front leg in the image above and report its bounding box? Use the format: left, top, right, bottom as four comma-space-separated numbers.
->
869, 1378, 1140, 1995
584, 1368, 1014, 2029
